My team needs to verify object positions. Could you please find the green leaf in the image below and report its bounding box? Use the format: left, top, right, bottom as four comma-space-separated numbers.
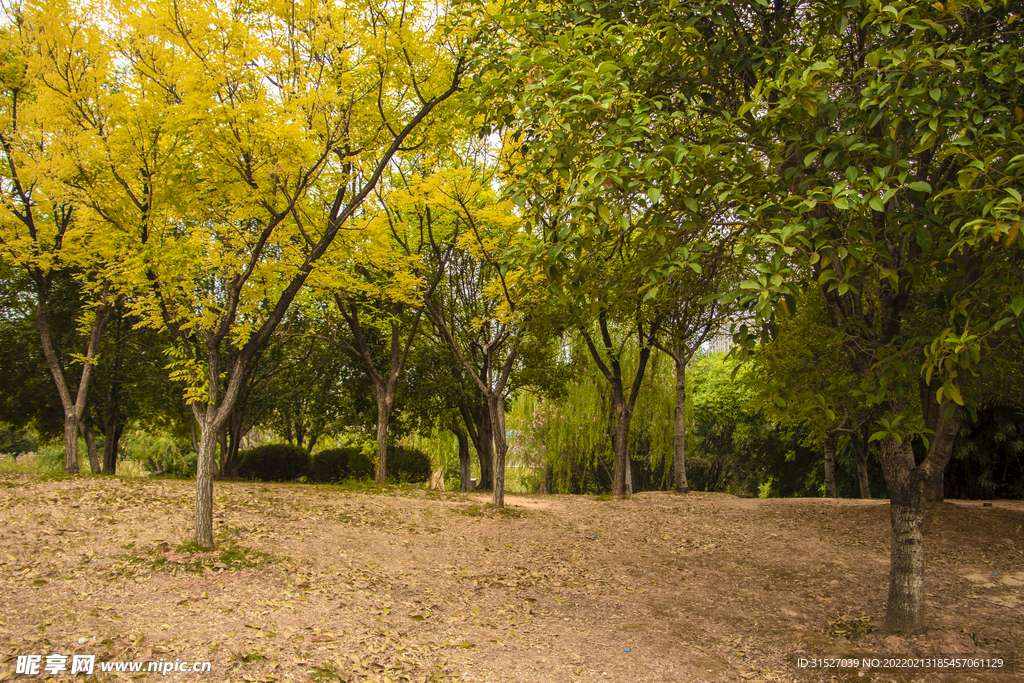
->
647, 187, 661, 203
1011, 296, 1024, 318
597, 203, 611, 223
907, 181, 932, 192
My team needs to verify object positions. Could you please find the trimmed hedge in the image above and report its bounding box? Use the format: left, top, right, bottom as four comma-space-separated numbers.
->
387, 446, 431, 483
309, 445, 432, 483
237, 443, 311, 482
310, 447, 359, 483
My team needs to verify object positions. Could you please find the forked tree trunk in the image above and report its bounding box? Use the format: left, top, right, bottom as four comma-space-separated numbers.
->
878, 400, 962, 633
823, 435, 837, 498
673, 353, 689, 493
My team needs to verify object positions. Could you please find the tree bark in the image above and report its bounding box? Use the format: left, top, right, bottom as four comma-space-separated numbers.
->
823, 434, 837, 498
81, 411, 101, 474
374, 389, 393, 484
878, 399, 962, 633
452, 423, 472, 492
102, 379, 123, 474
464, 403, 494, 490
673, 351, 689, 493
851, 429, 871, 499
195, 413, 218, 549
611, 400, 632, 497
488, 393, 509, 509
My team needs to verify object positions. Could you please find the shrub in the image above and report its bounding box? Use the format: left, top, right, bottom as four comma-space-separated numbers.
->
346, 448, 375, 480
310, 447, 359, 483
237, 443, 311, 482
387, 446, 431, 483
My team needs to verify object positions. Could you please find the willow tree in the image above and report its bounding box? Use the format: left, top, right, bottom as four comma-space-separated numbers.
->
44, 0, 471, 548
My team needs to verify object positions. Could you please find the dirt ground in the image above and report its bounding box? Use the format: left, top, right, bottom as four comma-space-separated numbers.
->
0, 474, 1022, 683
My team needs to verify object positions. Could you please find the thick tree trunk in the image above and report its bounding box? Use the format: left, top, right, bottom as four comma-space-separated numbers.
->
195, 414, 218, 549
374, 387, 394, 485
488, 393, 508, 509
823, 435, 837, 498
882, 436, 927, 633
472, 405, 494, 490
851, 430, 871, 499
611, 402, 632, 497
924, 471, 944, 502
62, 417, 81, 474
81, 411, 101, 474
673, 353, 689, 493
452, 423, 472, 492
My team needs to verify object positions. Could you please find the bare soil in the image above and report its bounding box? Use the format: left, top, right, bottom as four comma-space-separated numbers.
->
0, 474, 1022, 683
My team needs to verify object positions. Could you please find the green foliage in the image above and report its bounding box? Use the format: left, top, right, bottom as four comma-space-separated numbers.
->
237, 444, 311, 483
310, 447, 360, 483
511, 335, 675, 494
121, 428, 196, 477
386, 446, 432, 484
0, 422, 36, 456
314, 444, 429, 483
947, 401, 1024, 499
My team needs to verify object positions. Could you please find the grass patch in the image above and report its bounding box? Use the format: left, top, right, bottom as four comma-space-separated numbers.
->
453, 503, 526, 518
116, 539, 276, 576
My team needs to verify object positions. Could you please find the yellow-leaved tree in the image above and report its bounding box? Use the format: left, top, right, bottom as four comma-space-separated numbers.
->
0, 1, 116, 474
39, 0, 473, 548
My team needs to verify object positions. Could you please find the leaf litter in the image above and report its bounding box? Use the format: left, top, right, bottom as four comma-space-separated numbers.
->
0, 474, 1022, 682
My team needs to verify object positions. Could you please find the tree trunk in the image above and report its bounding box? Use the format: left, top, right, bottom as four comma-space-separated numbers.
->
823, 435, 837, 498
471, 404, 494, 490
81, 411, 101, 474
611, 401, 632, 497
851, 429, 871, 499
488, 393, 508, 509
195, 413, 218, 549
882, 435, 927, 633
673, 353, 689, 493
924, 471, 944, 502
452, 423, 472, 492
62, 416, 81, 474
374, 387, 394, 485
102, 381, 123, 474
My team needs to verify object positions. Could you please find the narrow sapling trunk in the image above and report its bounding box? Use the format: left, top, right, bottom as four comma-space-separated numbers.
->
488, 394, 510, 509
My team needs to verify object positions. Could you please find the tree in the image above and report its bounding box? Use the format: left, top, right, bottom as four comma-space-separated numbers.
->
44, 0, 472, 548
0, 3, 113, 472
721, 0, 1024, 632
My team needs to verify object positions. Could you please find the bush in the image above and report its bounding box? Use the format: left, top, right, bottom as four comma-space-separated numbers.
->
310, 447, 359, 483
346, 448, 375, 480
387, 446, 431, 483
237, 443, 311, 482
